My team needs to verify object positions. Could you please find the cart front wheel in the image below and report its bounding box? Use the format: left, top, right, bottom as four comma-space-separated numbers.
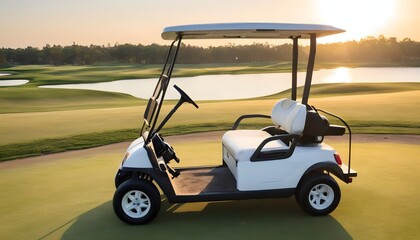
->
296, 173, 341, 216
113, 179, 160, 224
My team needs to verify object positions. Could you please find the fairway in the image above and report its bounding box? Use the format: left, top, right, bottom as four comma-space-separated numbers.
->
1, 90, 419, 146
0, 133, 418, 240
1, 86, 419, 161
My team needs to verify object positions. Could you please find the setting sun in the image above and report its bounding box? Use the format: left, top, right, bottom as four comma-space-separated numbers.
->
317, 0, 396, 42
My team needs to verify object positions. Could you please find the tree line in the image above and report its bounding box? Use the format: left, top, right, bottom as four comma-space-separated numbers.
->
1, 35, 419, 65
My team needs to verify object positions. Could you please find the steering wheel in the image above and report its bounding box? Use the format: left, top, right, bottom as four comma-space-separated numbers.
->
174, 85, 199, 109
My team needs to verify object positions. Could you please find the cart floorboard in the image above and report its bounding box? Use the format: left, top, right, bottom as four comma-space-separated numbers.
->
171, 166, 237, 195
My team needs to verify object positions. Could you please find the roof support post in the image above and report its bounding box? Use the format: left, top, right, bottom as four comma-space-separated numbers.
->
146, 35, 183, 142
301, 34, 317, 105
166, 35, 183, 80
291, 36, 300, 101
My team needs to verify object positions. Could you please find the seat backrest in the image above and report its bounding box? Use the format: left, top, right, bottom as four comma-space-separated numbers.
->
271, 98, 307, 134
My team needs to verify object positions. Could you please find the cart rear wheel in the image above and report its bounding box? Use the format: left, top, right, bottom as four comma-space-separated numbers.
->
113, 179, 160, 224
296, 173, 341, 216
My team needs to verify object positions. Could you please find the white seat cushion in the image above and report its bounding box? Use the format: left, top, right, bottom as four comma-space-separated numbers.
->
222, 130, 288, 162
271, 99, 306, 134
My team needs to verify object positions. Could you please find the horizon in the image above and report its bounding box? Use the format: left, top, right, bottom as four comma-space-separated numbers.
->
1, 0, 419, 48
0, 34, 415, 50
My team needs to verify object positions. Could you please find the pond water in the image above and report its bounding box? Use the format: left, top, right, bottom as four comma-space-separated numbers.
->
40, 67, 420, 100
0, 80, 29, 87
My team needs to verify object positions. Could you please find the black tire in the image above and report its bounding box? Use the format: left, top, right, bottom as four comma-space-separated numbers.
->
113, 179, 161, 225
296, 173, 341, 216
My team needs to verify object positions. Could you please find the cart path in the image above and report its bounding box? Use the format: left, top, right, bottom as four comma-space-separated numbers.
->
1, 132, 418, 169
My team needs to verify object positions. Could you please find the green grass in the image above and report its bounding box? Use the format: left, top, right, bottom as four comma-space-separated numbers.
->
1, 81, 419, 114
0, 106, 142, 145
0, 122, 417, 162
1, 63, 292, 86
1, 63, 418, 238
1, 63, 419, 161
0, 88, 419, 161
262, 82, 420, 99
0, 62, 298, 113
0, 140, 418, 239
3, 62, 410, 86
2, 90, 418, 145
0, 123, 268, 161
0, 64, 163, 86
0, 129, 138, 161
0, 87, 144, 113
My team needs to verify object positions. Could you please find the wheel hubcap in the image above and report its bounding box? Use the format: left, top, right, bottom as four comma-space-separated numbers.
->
122, 190, 151, 218
308, 184, 334, 210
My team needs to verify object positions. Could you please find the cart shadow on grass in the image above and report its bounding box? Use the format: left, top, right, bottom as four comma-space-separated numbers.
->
60, 196, 352, 240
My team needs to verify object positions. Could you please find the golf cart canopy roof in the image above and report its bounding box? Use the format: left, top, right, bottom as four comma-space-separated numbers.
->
162, 22, 344, 40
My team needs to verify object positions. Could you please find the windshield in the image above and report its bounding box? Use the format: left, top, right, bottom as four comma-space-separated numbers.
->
140, 75, 168, 139
140, 37, 182, 142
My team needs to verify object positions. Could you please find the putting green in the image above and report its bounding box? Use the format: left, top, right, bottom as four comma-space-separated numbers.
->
0, 137, 418, 240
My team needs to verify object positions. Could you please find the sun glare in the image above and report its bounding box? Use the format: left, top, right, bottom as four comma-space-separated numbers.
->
317, 0, 396, 42
322, 67, 352, 83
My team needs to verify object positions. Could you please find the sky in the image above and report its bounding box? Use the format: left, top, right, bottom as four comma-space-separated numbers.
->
0, 0, 419, 48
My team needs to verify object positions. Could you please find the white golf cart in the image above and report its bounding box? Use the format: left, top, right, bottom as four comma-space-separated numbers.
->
113, 23, 357, 225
